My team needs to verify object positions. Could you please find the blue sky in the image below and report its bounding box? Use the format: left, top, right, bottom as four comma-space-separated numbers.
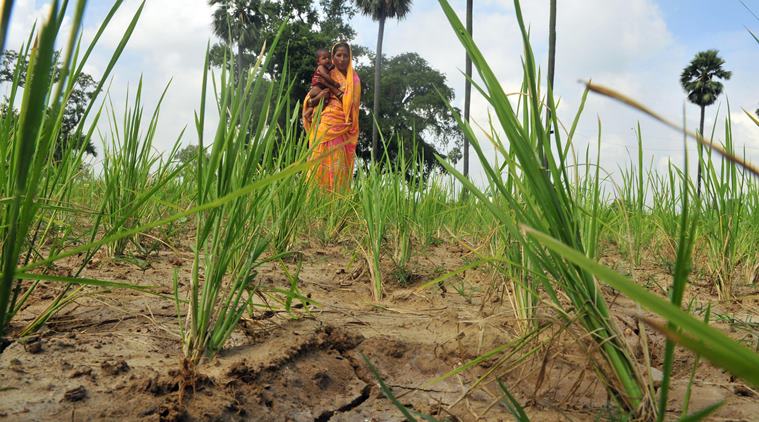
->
5, 0, 759, 184
660, 0, 756, 41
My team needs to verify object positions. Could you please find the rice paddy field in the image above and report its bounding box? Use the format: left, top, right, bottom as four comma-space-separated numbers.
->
1, 1, 758, 421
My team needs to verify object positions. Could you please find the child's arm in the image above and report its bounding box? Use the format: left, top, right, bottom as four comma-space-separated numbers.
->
326, 85, 343, 100
308, 89, 330, 107
317, 65, 339, 88
307, 86, 322, 99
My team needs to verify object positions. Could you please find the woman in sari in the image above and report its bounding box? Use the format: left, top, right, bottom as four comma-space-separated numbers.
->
302, 42, 361, 192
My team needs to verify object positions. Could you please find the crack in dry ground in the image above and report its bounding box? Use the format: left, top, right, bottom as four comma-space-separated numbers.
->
314, 384, 372, 422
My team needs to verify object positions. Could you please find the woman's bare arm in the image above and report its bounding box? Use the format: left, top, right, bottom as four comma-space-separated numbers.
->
327, 85, 343, 100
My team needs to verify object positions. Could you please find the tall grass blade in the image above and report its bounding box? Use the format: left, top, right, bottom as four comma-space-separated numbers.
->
497, 380, 530, 422
361, 354, 439, 422
524, 226, 759, 387
437, 0, 650, 412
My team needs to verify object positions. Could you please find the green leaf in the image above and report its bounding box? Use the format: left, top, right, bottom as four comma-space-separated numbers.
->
362, 353, 425, 422
524, 226, 759, 387
497, 380, 530, 422
16, 272, 159, 293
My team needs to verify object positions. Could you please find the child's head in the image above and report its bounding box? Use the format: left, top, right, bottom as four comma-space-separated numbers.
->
316, 48, 331, 66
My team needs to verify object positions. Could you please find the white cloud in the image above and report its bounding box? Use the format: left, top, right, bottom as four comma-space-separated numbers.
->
5, 0, 216, 159
354, 0, 757, 184
5, 0, 51, 49
79, 0, 215, 156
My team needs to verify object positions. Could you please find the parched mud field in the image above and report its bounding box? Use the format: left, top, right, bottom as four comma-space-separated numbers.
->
1, 239, 758, 421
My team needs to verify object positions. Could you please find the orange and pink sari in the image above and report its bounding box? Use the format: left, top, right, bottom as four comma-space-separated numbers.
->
302, 44, 361, 192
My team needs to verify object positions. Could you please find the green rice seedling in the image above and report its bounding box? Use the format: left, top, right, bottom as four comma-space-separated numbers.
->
648, 162, 681, 265
503, 235, 537, 334
305, 156, 360, 246
244, 259, 315, 319
475, 124, 539, 331
743, 183, 759, 285
22, 78, 187, 336
437, 0, 652, 415
526, 220, 759, 387
701, 110, 749, 300
269, 103, 311, 254
2, 41, 101, 270
497, 380, 530, 422
385, 137, 419, 278
269, 170, 309, 255
311, 191, 355, 245
3, 12, 304, 341
614, 124, 652, 267
178, 30, 295, 367
101, 78, 183, 257
357, 162, 389, 301
0, 0, 145, 337
653, 131, 702, 421
526, 92, 759, 415
573, 120, 606, 262
474, 121, 540, 333
413, 175, 448, 246
23, 99, 186, 336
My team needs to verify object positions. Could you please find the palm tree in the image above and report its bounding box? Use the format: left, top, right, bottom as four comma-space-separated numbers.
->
680, 49, 731, 197
355, 0, 413, 162
463, 0, 472, 178
209, 0, 267, 81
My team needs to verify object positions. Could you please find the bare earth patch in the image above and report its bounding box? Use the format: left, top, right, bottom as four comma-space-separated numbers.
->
1, 241, 757, 421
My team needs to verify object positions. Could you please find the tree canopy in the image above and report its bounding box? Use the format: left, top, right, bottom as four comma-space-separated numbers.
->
680, 49, 731, 197
355, 52, 462, 171
354, 0, 412, 21
0, 49, 97, 158
208, 0, 356, 103
680, 49, 732, 108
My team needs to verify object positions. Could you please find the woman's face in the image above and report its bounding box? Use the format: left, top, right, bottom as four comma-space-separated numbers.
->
332, 46, 350, 72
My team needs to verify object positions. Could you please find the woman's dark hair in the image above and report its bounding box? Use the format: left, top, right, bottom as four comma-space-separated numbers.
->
332, 42, 350, 56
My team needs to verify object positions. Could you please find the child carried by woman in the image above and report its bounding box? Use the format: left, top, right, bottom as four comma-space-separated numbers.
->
304, 48, 344, 121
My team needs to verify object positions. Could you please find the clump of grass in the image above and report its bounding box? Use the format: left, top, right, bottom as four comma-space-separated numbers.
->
357, 162, 389, 301
101, 78, 183, 257
177, 29, 302, 367
269, 101, 311, 254
437, 0, 652, 414
614, 124, 652, 267
0, 0, 144, 337
701, 108, 749, 300
388, 148, 414, 275
649, 160, 682, 267
412, 176, 447, 246
309, 187, 355, 245
527, 59, 759, 419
